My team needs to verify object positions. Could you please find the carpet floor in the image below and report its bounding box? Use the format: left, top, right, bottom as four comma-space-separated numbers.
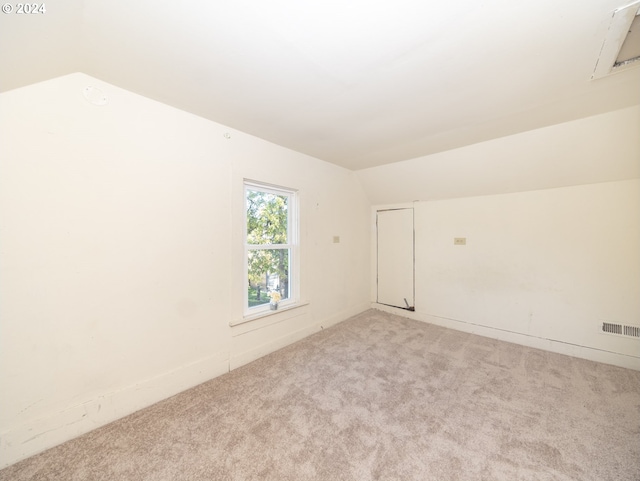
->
1, 309, 639, 480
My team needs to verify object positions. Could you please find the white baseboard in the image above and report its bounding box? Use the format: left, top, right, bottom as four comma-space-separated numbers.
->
372, 303, 640, 371
230, 323, 318, 371
0, 352, 229, 469
230, 302, 371, 371
318, 302, 371, 331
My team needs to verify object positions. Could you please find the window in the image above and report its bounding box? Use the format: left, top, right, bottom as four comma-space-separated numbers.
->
244, 181, 298, 314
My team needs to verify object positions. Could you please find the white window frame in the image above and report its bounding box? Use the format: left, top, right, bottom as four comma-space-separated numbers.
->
243, 180, 299, 317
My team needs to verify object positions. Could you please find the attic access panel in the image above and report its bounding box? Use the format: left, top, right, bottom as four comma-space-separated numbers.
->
616, 12, 640, 64
592, 1, 640, 79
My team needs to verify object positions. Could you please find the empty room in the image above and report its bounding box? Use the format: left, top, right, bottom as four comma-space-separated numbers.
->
1, 0, 639, 479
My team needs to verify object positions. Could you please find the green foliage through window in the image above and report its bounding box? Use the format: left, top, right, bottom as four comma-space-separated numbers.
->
245, 185, 295, 309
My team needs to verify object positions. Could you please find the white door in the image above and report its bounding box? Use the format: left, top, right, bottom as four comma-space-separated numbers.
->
377, 208, 414, 310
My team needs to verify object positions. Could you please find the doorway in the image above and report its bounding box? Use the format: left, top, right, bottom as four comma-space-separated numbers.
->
376, 208, 414, 310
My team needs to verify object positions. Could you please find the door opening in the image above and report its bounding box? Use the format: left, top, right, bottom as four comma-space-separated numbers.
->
376, 208, 415, 311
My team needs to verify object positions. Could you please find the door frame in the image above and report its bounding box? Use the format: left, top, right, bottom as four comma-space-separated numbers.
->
376, 207, 415, 311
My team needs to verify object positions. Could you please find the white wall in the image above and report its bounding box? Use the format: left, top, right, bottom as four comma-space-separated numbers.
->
421, 180, 639, 357
0, 73, 371, 467
373, 181, 640, 370
364, 107, 640, 370
357, 106, 640, 204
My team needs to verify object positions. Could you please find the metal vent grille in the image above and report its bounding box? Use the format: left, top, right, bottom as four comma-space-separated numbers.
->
601, 322, 640, 338
623, 325, 640, 338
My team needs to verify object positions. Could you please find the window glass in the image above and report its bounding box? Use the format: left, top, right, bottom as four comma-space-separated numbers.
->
247, 248, 290, 307
245, 182, 297, 313
246, 190, 288, 245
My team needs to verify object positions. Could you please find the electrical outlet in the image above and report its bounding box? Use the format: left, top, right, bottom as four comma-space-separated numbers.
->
454, 237, 466, 245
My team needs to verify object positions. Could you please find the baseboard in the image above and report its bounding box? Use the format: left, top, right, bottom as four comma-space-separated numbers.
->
372, 303, 640, 371
230, 323, 318, 371
230, 302, 371, 371
0, 352, 229, 469
318, 302, 372, 331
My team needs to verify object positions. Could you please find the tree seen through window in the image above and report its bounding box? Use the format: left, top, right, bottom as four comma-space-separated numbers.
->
246, 187, 291, 308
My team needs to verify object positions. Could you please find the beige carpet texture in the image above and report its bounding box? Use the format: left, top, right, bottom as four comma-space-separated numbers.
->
1, 309, 639, 480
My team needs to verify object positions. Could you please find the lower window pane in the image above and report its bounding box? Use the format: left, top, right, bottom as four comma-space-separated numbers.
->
247, 249, 290, 308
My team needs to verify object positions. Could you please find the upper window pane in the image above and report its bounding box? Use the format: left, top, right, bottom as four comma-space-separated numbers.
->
246, 189, 288, 245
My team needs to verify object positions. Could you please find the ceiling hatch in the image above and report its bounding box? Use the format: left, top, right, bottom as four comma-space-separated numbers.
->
592, 1, 640, 79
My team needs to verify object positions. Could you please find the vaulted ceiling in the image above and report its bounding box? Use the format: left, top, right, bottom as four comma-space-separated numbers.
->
1, 0, 639, 170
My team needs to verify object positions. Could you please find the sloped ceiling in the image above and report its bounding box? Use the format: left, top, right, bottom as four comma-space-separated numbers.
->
1, 0, 639, 170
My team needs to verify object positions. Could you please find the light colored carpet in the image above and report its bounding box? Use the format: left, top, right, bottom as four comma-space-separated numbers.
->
2, 309, 639, 480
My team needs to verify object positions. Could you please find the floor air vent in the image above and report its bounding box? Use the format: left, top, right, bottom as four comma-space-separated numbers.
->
601, 322, 640, 338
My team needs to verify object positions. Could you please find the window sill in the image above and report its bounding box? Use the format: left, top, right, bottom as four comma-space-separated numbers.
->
230, 301, 310, 327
